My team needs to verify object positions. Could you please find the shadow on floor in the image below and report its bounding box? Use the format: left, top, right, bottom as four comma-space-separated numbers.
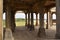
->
12, 25, 60, 40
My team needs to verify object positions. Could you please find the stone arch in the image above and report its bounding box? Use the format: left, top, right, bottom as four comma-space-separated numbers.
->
52, 13, 56, 25
52, 13, 56, 20
15, 10, 26, 27
3, 12, 6, 27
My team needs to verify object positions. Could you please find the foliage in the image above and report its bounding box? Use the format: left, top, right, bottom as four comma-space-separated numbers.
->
15, 18, 25, 22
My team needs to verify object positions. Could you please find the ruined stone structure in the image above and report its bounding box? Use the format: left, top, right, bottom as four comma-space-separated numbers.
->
1, 0, 60, 39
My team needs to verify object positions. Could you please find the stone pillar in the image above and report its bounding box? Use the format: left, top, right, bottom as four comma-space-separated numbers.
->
38, 13, 45, 37
0, 0, 2, 40
25, 13, 27, 26
35, 13, 38, 26
27, 13, 31, 29
6, 7, 15, 32
50, 13, 52, 26
46, 11, 52, 29
10, 11, 16, 32
46, 12, 48, 29
30, 13, 34, 31
6, 7, 11, 28
49, 11, 52, 27
46, 12, 50, 29
31, 13, 33, 26
28, 13, 30, 25
56, 0, 60, 39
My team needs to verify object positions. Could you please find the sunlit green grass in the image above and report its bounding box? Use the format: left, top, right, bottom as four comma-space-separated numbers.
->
15, 19, 37, 27
15, 20, 25, 26
3, 19, 37, 27
3, 18, 46, 27
3, 19, 26, 27
3, 20, 6, 27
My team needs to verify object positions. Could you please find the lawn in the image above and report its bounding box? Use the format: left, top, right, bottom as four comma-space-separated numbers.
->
3, 20, 6, 27
3, 18, 38, 27
15, 19, 25, 26
3, 18, 46, 27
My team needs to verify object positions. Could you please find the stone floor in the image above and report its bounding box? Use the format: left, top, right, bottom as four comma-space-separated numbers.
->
4, 28, 14, 40
12, 25, 60, 40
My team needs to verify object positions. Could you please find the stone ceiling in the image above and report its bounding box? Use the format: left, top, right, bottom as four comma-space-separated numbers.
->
3, 0, 56, 12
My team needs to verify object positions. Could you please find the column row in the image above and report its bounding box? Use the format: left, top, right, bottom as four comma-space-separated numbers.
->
25, 13, 39, 27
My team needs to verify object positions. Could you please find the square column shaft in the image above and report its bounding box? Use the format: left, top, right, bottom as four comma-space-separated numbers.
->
6, 7, 15, 32
31, 13, 33, 25
46, 11, 52, 29
30, 13, 34, 30
40, 13, 44, 28
50, 13, 52, 26
6, 7, 12, 28
38, 13, 45, 37
25, 13, 27, 26
49, 11, 52, 27
10, 12, 16, 32
35, 13, 38, 26
28, 13, 30, 25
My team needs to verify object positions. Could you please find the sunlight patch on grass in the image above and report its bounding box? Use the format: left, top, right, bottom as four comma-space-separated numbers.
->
15, 21, 25, 26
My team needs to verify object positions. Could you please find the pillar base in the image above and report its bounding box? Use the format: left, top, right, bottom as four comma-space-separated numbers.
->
38, 28, 46, 38
55, 33, 60, 39
29, 25, 34, 31
11, 25, 16, 32
27, 24, 34, 31
27, 24, 30, 28
25, 24, 28, 26
25, 24, 28, 29
46, 25, 48, 29
35, 24, 38, 26
11, 27, 14, 32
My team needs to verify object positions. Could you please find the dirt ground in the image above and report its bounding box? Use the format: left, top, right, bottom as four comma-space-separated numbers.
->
12, 25, 60, 40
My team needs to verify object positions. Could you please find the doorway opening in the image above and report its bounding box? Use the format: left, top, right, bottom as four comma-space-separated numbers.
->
15, 11, 25, 27
3, 12, 6, 28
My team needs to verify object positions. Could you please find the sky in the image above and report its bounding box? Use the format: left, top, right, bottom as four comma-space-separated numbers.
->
3, 12, 39, 20
15, 13, 25, 19
3, 12, 56, 20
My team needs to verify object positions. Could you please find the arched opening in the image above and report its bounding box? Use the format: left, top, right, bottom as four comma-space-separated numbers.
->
52, 13, 56, 25
3, 12, 6, 28
15, 11, 25, 27
50, 7, 56, 25
44, 13, 47, 27
33, 13, 36, 25
52, 13, 56, 20
3, 12, 6, 39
